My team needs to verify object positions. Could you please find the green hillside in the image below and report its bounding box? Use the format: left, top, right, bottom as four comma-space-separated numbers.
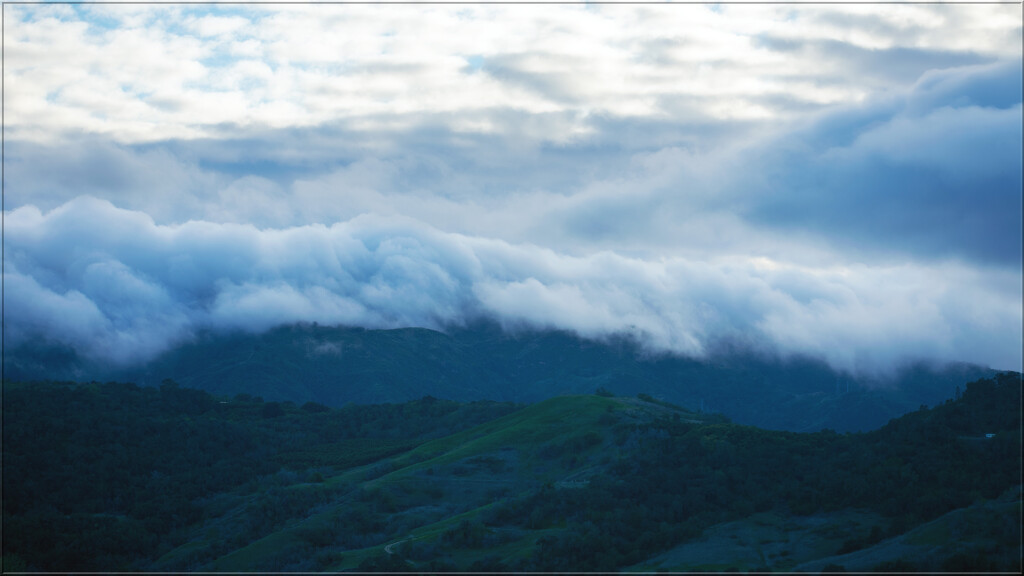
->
3, 372, 1019, 572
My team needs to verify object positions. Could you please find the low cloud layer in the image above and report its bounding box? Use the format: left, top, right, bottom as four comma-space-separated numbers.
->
6, 198, 1021, 374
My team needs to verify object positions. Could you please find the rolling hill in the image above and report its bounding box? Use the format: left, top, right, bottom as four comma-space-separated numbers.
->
2, 372, 1019, 572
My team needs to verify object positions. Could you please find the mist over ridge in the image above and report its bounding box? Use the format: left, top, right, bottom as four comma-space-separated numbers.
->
5, 319, 1000, 434
6, 196, 1020, 376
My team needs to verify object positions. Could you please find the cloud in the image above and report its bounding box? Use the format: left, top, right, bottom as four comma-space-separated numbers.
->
5, 55, 1019, 269
2, 139, 226, 220
734, 59, 1023, 267
5, 198, 1021, 373
908, 58, 1024, 112
5, 244, 194, 366
3, 3, 1020, 378
4, 3, 1018, 143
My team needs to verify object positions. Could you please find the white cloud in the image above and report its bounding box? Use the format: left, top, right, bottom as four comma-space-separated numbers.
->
5, 198, 1021, 373
188, 14, 250, 38
4, 3, 1018, 143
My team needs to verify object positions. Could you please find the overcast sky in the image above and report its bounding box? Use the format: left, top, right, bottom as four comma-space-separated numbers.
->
4, 1, 1022, 375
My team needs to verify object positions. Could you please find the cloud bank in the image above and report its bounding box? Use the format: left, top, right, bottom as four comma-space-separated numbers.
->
3, 3, 1021, 376
6, 197, 1021, 374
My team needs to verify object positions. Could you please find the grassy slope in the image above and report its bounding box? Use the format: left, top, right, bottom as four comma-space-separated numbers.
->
187, 395, 697, 571
174, 384, 1021, 572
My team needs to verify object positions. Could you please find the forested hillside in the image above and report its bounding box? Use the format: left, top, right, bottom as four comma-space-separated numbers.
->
1, 380, 516, 571
2, 372, 1019, 572
5, 322, 995, 433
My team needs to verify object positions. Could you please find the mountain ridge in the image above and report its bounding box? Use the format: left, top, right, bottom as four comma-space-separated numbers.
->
4, 321, 996, 432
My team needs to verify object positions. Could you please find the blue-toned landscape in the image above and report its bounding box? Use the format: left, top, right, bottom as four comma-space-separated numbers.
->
3, 2, 1021, 573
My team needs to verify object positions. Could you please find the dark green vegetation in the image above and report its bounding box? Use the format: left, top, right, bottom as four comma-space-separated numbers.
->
1, 380, 516, 571
7, 322, 995, 432
2, 372, 1020, 572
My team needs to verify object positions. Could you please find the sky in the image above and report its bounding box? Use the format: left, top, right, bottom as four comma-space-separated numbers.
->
3, 1, 1022, 376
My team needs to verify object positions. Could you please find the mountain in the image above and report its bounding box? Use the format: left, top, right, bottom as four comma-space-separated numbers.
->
3, 372, 1019, 572
4, 322, 995, 432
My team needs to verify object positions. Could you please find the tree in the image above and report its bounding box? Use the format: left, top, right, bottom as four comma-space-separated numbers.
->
262, 402, 285, 419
